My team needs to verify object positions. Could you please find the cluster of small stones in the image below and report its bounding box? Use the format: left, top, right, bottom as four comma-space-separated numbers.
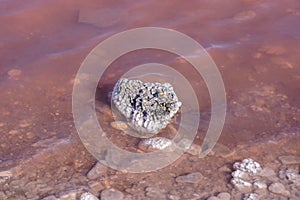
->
1, 155, 299, 199
112, 78, 182, 135
229, 158, 300, 199
231, 158, 263, 193
138, 137, 173, 151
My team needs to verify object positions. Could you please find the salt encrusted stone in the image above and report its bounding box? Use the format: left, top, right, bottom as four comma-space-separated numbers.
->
80, 192, 99, 200
112, 78, 182, 135
285, 169, 300, 186
233, 158, 262, 175
231, 159, 263, 193
231, 178, 253, 193
253, 181, 267, 190
243, 193, 259, 200
138, 137, 172, 151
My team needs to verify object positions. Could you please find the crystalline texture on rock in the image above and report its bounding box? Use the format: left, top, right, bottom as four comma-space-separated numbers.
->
231, 158, 263, 193
112, 78, 182, 135
138, 137, 173, 151
233, 158, 262, 175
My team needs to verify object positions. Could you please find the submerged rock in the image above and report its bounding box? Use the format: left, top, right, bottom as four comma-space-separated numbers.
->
110, 121, 129, 131
86, 162, 107, 180
101, 188, 124, 200
217, 192, 231, 200
233, 10, 256, 21
58, 190, 77, 200
231, 159, 263, 193
7, 69, 22, 79
257, 167, 276, 177
278, 155, 300, 165
80, 192, 99, 200
138, 137, 172, 152
253, 181, 267, 190
145, 187, 165, 199
112, 78, 181, 135
231, 178, 253, 193
233, 158, 262, 175
268, 182, 290, 197
243, 193, 259, 200
0, 170, 13, 184
175, 172, 203, 184
284, 168, 300, 186
207, 192, 231, 200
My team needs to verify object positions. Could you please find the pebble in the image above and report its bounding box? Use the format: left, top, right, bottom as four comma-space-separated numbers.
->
217, 192, 231, 200
253, 181, 267, 190
232, 170, 252, 181
166, 194, 180, 200
286, 8, 300, 15
25, 191, 37, 198
231, 178, 253, 193
122, 195, 135, 200
26, 132, 35, 139
271, 57, 294, 69
138, 137, 172, 151
259, 45, 286, 55
8, 130, 19, 135
101, 188, 124, 200
95, 104, 111, 116
218, 165, 232, 173
42, 195, 58, 200
88, 181, 104, 195
207, 192, 231, 200
186, 143, 201, 156
278, 155, 300, 165
80, 192, 99, 200
19, 120, 31, 128
0, 170, 13, 178
243, 193, 259, 200
8, 69, 22, 78
233, 158, 262, 175
145, 187, 165, 199
233, 10, 256, 21
285, 169, 300, 186
253, 52, 262, 59
58, 190, 78, 200
268, 182, 290, 197
175, 172, 203, 184
87, 162, 107, 180
0, 170, 13, 184
110, 121, 128, 131
257, 167, 276, 177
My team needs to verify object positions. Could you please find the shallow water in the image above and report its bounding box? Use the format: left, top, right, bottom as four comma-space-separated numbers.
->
0, 0, 300, 195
